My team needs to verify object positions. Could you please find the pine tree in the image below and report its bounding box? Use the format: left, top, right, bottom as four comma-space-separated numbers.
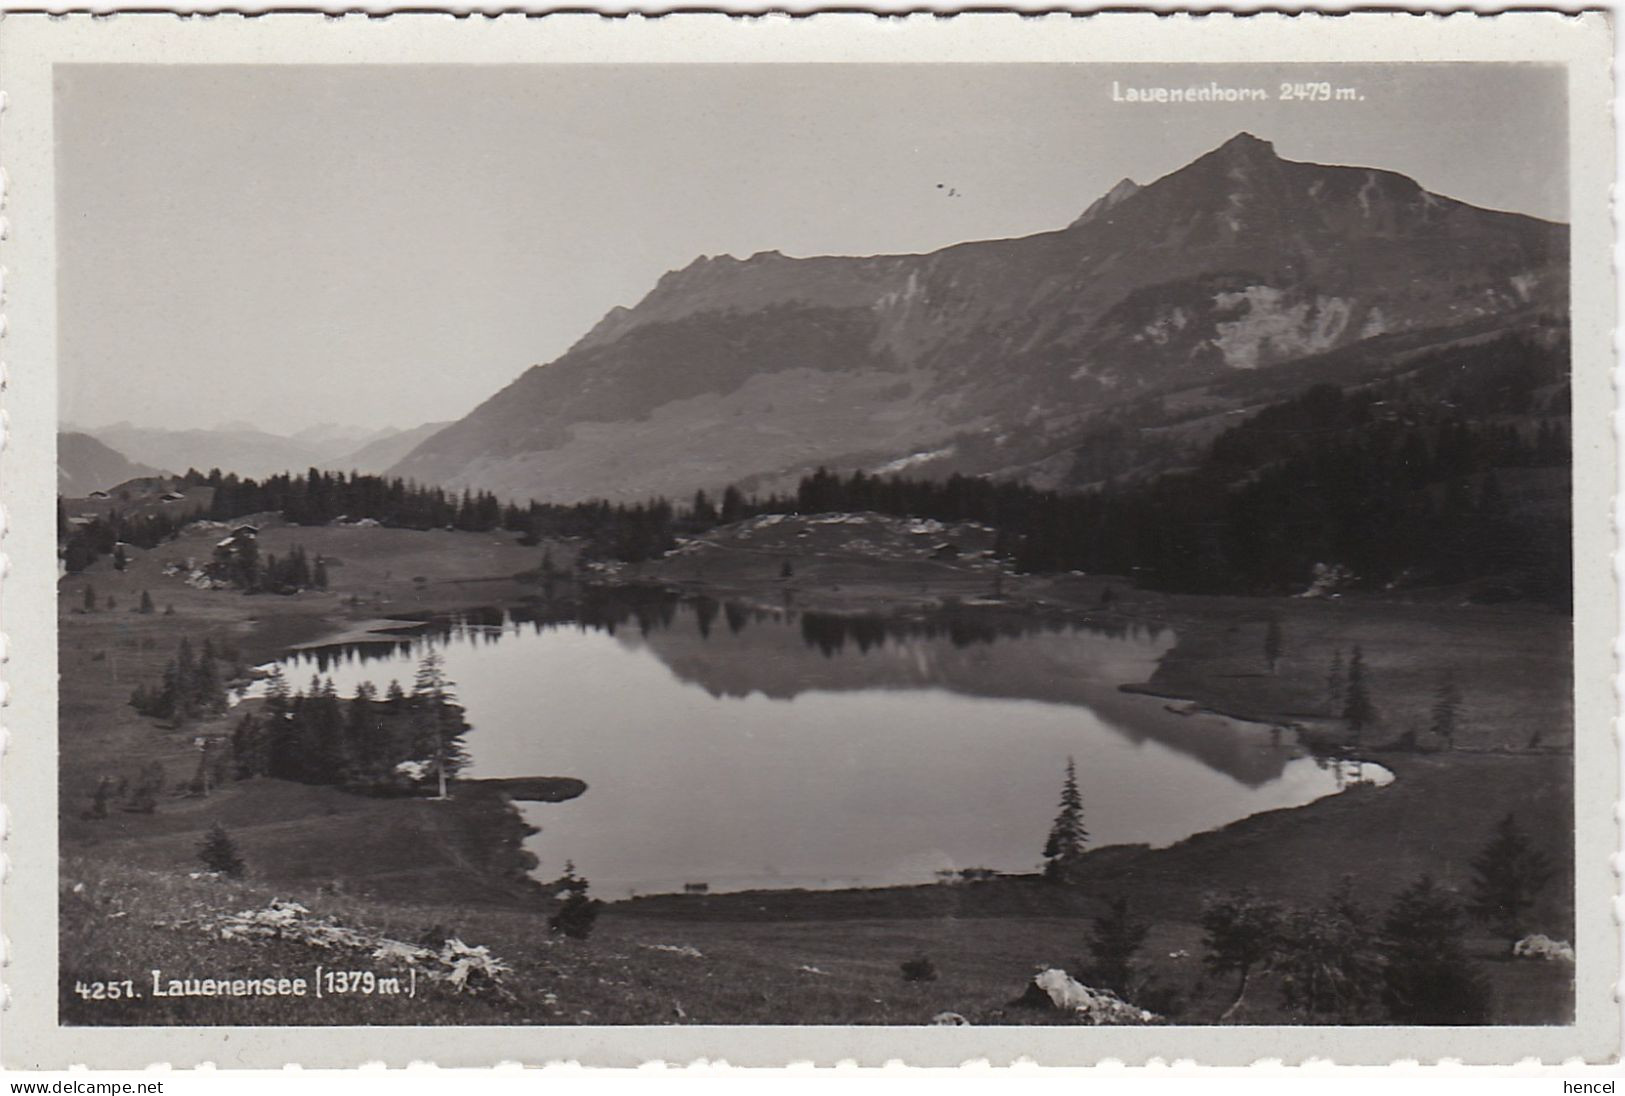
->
191, 738, 214, 796
139, 590, 155, 614
231, 712, 267, 779
264, 666, 290, 717
263, 668, 304, 780
192, 651, 223, 716
412, 650, 468, 799
1380, 875, 1489, 1024
547, 860, 602, 940
1087, 896, 1150, 996
1430, 673, 1464, 749
1326, 647, 1346, 713
1264, 616, 1283, 674
88, 775, 115, 819
313, 556, 329, 589
1342, 644, 1376, 738
691, 489, 718, 525
1468, 813, 1554, 947
1042, 756, 1089, 881
197, 823, 245, 877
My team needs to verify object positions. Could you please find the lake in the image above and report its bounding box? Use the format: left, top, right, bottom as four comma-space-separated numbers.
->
260, 593, 1389, 897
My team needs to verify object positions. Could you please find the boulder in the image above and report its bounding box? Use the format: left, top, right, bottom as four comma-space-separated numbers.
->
1015, 968, 1160, 1025
1513, 934, 1575, 962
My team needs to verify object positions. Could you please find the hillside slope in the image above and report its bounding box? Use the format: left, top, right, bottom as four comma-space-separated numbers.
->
390, 133, 1566, 502
322, 421, 451, 475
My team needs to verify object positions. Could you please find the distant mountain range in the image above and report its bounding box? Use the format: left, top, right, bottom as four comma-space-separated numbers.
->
58, 421, 447, 496
57, 432, 164, 496
385, 132, 1567, 503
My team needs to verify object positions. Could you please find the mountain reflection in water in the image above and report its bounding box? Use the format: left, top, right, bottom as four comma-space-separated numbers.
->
268, 591, 1388, 895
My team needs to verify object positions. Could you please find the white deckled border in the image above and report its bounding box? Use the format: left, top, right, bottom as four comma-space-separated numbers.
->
0, 10, 1615, 1068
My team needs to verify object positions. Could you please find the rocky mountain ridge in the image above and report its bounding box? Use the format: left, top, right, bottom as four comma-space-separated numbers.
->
388, 132, 1566, 502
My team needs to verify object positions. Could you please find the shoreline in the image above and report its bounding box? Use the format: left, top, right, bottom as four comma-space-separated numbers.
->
59, 523, 1573, 924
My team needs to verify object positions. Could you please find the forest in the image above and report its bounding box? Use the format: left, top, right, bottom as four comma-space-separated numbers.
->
59, 332, 1571, 604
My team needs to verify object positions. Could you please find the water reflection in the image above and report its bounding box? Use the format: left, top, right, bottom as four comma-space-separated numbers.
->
256, 591, 1391, 895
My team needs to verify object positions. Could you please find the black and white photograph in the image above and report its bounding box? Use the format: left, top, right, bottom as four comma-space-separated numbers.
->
2, 12, 1617, 1070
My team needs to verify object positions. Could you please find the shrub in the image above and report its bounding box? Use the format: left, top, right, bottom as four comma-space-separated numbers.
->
1200, 891, 1286, 1021
1275, 879, 1383, 1022
900, 956, 938, 983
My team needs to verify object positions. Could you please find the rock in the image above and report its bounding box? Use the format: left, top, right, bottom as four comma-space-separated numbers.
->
1513, 934, 1575, 962
1015, 968, 1160, 1025
640, 943, 703, 959
931, 1011, 969, 1026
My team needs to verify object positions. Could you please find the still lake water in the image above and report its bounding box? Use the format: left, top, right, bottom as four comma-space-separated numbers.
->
264, 594, 1388, 896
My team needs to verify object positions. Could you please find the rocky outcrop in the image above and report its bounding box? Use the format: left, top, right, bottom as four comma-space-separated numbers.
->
1014, 968, 1161, 1025
389, 133, 1567, 502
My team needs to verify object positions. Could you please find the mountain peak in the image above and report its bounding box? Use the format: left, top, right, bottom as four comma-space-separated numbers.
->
1070, 176, 1143, 228
1215, 131, 1277, 159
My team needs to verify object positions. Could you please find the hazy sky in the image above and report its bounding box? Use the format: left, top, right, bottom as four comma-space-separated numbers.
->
57, 63, 1566, 435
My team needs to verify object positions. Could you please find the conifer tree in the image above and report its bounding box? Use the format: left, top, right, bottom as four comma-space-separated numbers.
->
1088, 896, 1150, 996
139, 590, 155, 614
548, 860, 602, 940
264, 666, 290, 717
691, 489, 718, 525
412, 651, 468, 799
1264, 616, 1283, 674
191, 738, 214, 796
1342, 644, 1376, 738
193, 650, 223, 717
1042, 756, 1089, 881
231, 712, 267, 779
1468, 813, 1554, 947
197, 823, 245, 878
1326, 647, 1346, 713
1380, 875, 1489, 1024
1430, 673, 1464, 749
